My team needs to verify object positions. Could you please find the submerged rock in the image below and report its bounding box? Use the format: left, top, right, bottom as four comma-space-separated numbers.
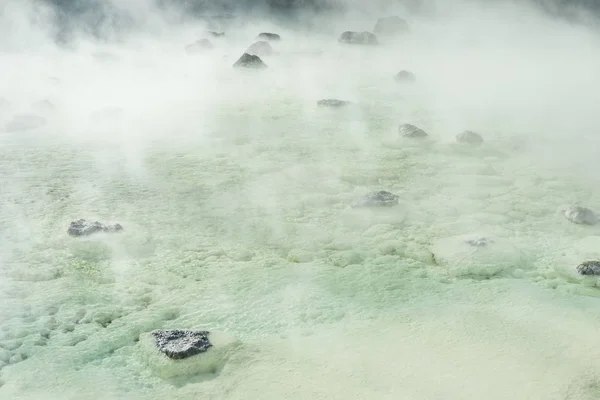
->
152, 329, 212, 360
399, 123, 428, 138
351, 190, 399, 208
185, 39, 213, 54
563, 205, 597, 225
317, 99, 351, 107
456, 130, 484, 145
67, 219, 124, 237
465, 237, 493, 247
3, 114, 46, 132
373, 16, 410, 36
576, 261, 600, 276
233, 53, 268, 69
258, 32, 280, 41
206, 31, 224, 37
246, 41, 273, 57
339, 31, 378, 45
394, 70, 416, 82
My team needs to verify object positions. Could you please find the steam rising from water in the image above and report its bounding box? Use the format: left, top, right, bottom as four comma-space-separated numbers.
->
2, 1, 600, 399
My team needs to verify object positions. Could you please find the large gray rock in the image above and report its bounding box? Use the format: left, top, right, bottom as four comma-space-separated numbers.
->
351, 190, 399, 208
258, 32, 280, 41
339, 31, 378, 45
456, 130, 484, 145
233, 53, 268, 69
152, 329, 212, 360
317, 99, 351, 108
399, 123, 427, 138
394, 70, 416, 83
67, 219, 123, 237
563, 205, 597, 225
246, 41, 273, 57
373, 16, 410, 36
576, 261, 600, 276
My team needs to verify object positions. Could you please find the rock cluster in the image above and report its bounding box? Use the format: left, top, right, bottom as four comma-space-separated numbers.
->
67, 219, 123, 237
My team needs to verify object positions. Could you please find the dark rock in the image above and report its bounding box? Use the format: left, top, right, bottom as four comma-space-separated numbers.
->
398, 123, 427, 138
563, 205, 597, 225
339, 31, 378, 45
206, 31, 224, 37
67, 219, 124, 237
152, 329, 213, 360
246, 41, 273, 57
3, 114, 46, 132
465, 237, 493, 247
351, 190, 399, 208
185, 39, 213, 54
373, 16, 410, 36
317, 99, 351, 107
576, 261, 600, 276
394, 70, 416, 82
258, 32, 280, 41
456, 130, 484, 145
233, 53, 268, 69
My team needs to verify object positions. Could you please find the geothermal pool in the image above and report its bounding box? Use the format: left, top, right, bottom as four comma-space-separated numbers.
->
2, 3, 600, 399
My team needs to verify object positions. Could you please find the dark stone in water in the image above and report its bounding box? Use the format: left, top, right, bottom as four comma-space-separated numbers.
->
466, 237, 493, 247
352, 190, 399, 208
3, 114, 46, 132
246, 41, 273, 57
206, 31, 224, 37
563, 205, 597, 225
576, 261, 600, 276
233, 53, 268, 69
185, 39, 213, 54
258, 32, 280, 41
394, 70, 416, 82
152, 329, 213, 360
317, 99, 351, 107
339, 31, 378, 45
67, 219, 123, 237
456, 130, 484, 145
373, 16, 410, 36
398, 123, 427, 138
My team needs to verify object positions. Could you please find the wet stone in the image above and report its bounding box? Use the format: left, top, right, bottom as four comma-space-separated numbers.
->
317, 99, 351, 107
352, 190, 400, 208
339, 31, 378, 45
233, 53, 268, 69
67, 219, 124, 237
456, 130, 484, 145
576, 261, 600, 276
258, 32, 280, 41
152, 329, 213, 360
246, 41, 273, 57
563, 206, 597, 225
394, 70, 416, 82
399, 123, 428, 138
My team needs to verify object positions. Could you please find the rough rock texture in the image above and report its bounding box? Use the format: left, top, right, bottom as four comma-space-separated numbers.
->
398, 123, 427, 138
465, 237, 493, 247
3, 114, 47, 132
246, 41, 273, 57
394, 70, 416, 82
233, 53, 268, 69
339, 31, 378, 45
317, 99, 351, 107
152, 329, 213, 360
67, 219, 124, 237
576, 261, 600, 276
373, 16, 410, 36
456, 130, 484, 145
258, 32, 280, 40
351, 190, 399, 208
563, 206, 597, 225
185, 39, 213, 53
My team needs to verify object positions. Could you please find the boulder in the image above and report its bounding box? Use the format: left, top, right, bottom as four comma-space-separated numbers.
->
233, 53, 268, 69
456, 130, 484, 145
398, 123, 427, 138
245, 41, 273, 57
317, 99, 351, 107
339, 31, 378, 45
258, 32, 281, 41
185, 39, 213, 54
394, 70, 416, 82
373, 16, 410, 36
67, 219, 123, 237
576, 261, 600, 276
152, 329, 212, 360
351, 190, 399, 208
563, 205, 597, 225
3, 114, 46, 132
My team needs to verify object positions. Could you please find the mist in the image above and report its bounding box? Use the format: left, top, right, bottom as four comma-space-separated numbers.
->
2, 0, 600, 399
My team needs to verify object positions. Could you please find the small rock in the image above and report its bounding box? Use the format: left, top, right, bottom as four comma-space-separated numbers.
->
399, 123, 427, 138
373, 16, 410, 36
317, 99, 351, 108
152, 329, 212, 360
185, 39, 213, 54
465, 237, 493, 247
351, 190, 399, 208
246, 41, 273, 57
258, 32, 280, 41
67, 219, 124, 237
563, 206, 597, 225
233, 53, 268, 69
394, 70, 416, 82
339, 31, 378, 45
206, 31, 224, 37
456, 130, 484, 145
3, 114, 46, 132
576, 261, 600, 276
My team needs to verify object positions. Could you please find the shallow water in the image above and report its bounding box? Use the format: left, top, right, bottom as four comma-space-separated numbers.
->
2, 2, 600, 399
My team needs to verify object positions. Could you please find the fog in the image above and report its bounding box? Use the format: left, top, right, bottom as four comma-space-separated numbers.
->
2, 0, 600, 399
